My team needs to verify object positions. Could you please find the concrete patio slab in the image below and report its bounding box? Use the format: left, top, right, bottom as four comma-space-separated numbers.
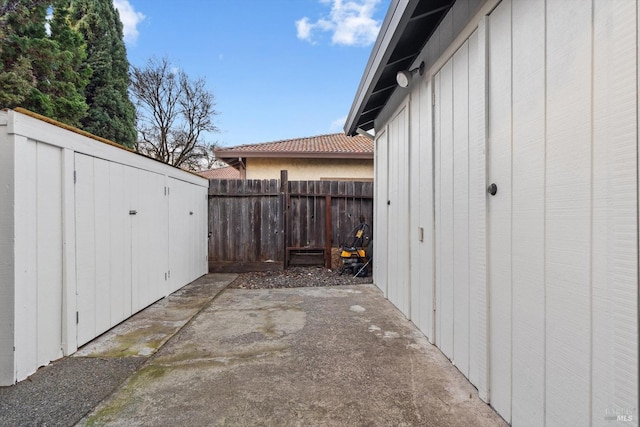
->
75, 273, 237, 358
79, 285, 506, 427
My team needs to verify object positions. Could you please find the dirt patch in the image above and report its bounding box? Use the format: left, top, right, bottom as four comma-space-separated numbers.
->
228, 266, 373, 289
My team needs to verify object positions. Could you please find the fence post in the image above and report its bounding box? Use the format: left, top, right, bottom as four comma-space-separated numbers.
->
325, 195, 332, 269
280, 170, 289, 269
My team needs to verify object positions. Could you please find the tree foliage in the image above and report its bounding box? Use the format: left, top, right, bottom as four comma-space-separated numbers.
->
0, 0, 135, 145
130, 57, 220, 171
0, 0, 90, 126
69, 0, 136, 147
0, 0, 48, 37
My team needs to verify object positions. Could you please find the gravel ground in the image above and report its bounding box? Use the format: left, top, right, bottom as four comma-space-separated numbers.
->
0, 356, 145, 427
228, 266, 373, 289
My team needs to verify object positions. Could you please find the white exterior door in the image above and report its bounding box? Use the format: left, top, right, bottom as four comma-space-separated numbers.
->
486, 0, 639, 424
76, 154, 133, 345
386, 104, 410, 317
75, 154, 168, 346
432, 29, 484, 382
169, 177, 207, 292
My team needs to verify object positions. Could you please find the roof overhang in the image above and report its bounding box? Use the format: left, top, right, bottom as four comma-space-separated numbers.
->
344, 0, 454, 136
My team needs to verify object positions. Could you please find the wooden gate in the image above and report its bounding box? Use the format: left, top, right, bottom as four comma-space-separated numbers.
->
208, 171, 373, 272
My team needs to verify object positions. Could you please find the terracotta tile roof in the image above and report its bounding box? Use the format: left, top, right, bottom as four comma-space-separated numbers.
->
198, 166, 241, 179
215, 133, 373, 157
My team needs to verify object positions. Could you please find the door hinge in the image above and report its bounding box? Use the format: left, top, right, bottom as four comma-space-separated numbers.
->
76, 311, 79, 324
432, 91, 435, 106
73, 170, 77, 184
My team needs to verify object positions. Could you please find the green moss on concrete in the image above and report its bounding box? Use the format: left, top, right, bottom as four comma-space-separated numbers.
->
87, 325, 176, 358
84, 364, 169, 426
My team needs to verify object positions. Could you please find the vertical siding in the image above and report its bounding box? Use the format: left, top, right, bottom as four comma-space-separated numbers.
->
75, 157, 193, 347
374, 131, 389, 296
35, 143, 64, 367
485, 0, 639, 423
545, 2, 592, 424
436, 58, 455, 359
409, 76, 435, 341
170, 177, 207, 289
373, 0, 638, 425
487, 0, 513, 420
591, 0, 639, 422
1, 110, 208, 385
75, 154, 97, 346
467, 23, 488, 400
0, 126, 15, 385
510, 0, 546, 425
93, 158, 111, 337
387, 105, 410, 317
108, 162, 131, 325
452, 41, 470, 377
14, 138, 38, 380
132, 169, 167, 308
433, 72, 442, 346
60, 148, 77, 356
433, 28, 483, 387
13, 139, 64, 378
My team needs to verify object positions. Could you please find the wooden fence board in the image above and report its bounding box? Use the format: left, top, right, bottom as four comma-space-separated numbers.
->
208, 176, 373, 272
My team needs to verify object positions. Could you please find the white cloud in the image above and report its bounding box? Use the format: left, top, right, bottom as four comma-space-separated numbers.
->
330, 115, 347, 132
296, 0, 382, 47
295, 17, 313, 41
113, 0, 145, 44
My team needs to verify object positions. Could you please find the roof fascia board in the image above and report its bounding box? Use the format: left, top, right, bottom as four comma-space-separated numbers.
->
344, 0, 417, 136
374, 0, 497, 133
217, 152, 373, 160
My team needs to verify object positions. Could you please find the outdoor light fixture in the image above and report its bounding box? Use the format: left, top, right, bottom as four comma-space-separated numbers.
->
396, 61, 425, 88
356, 127, 374, 140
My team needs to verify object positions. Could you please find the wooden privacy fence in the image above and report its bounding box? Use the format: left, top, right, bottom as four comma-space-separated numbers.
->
208, 171, 373, 272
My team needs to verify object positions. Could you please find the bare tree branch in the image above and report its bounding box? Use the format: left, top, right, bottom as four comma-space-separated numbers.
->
130, 56, 219, 171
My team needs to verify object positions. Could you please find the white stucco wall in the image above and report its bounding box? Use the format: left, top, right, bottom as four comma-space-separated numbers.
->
245, 158, 373, 181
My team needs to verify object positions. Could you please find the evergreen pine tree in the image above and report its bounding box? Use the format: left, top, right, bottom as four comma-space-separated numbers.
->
70, 0, 137, 147
49, 0, 91, 125
0, 0, 89, 126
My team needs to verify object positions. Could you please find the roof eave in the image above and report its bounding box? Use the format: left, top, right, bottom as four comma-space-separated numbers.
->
344, 0, 416, 136
216, 151, 373, 161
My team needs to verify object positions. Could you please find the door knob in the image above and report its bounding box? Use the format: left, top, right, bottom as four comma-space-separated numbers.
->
487, 183, 497, 196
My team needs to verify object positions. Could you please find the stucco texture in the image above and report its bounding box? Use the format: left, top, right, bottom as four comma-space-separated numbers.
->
246, 158, 373, 181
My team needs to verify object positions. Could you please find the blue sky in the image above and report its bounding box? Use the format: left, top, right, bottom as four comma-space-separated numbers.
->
115, 0, 390, 147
